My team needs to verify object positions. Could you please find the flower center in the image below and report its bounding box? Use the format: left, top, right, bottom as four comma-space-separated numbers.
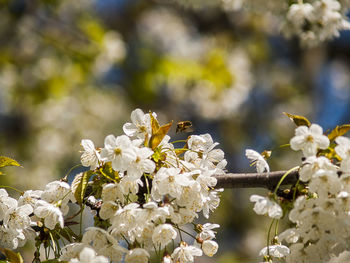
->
321, 176, 328, 183
114, 148, 122, 155
306, 135, 314, 142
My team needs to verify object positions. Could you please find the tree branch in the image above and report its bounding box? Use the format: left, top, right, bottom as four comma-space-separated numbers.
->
214, 170, 299, 189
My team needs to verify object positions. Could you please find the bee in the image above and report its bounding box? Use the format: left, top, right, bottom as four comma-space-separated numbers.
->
176, 121, 193, 133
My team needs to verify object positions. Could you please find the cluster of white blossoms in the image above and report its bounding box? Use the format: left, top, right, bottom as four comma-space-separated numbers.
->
282, 0, 350, 47
0, 108, 225, 262
0, 181, 74, 250
249, 120, 350, 263
171, 0, 350, 47
64, 108, 225, 262
7, 108, 350, 263
281, 125, 350, 262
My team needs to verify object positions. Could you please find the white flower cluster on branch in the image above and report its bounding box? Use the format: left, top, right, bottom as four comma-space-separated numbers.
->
248, 120, 350, 263
0, 181, 74, 250
283, 128, 350, 262
283, 0, 350, 47
4, 110, 350, 263
0, 108, 226, 263
171, 0, 350, 47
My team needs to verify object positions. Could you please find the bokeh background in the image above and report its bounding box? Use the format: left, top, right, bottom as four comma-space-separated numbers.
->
1, 0, 350, 262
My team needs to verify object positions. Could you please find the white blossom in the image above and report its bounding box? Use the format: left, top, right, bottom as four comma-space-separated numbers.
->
177, 208, 199, 225
289, 196, 308, 223
101, 183, 122, 202
126, 147, 155, 180
100, 134, 137, 172
123, 108, 153, 139
335, 136, 350, 159
187, 134, 217, 153
109, 203, 141, 237
18, 190, 42, 207
125, 248, 150, 263
335, 136, 350, 171
308, 170, 341, 198
41, 180, 73, 204
250, 195, 283, 219
0, 189, 18, 221
195, 169, 217, 189
171, 242, 203, 263
201, 240, 218, 257
99, 200, 119, 220
81, 139, 101, 170
152, 167, 192, 200
82, 227, 115, 251
34, 200, 64, 230
201, 189, 222, 219
98, 243, 127, 263
198, 223, 220, 240
287, 2, 314, 28
186, 134, 226, 171
245, 149, 270, 173
119, 175, 142, 196
152, 224, 177, 249
259, 244, 290, 258
82, 229, 128, 262
299, 156, 337, 182
0, 226, 23, 249
3, 204, 33, 231
279, 228, 299, 244
69, 247, 109, 263
60, 243, 88, 262
162, 255, 173, 263
290, 124, 329, 157
137, 201, 169, 225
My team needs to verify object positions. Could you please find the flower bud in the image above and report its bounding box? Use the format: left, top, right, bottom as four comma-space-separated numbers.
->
202, 240, 218, 257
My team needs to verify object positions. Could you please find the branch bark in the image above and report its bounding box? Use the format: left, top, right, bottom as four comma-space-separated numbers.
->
214, 170, 299, 189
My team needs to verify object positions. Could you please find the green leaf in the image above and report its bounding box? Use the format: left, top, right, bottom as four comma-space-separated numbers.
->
58, 228, 72, 242
65, 225, 80, 240
98, 162, 118, 182
0, 156, 21, 168
283, 112, 311, 127
58, 225, 79, 242
327, 124, 350, 141
152, 147, 166, 163
0, 248, 23, 263
71, 171, 93, 205
149, 121, 173, 150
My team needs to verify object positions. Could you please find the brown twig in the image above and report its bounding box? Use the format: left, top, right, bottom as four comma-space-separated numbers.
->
214, 170, 299, 190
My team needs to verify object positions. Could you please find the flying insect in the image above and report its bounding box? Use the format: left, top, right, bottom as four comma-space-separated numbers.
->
176, 121, 193, 133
